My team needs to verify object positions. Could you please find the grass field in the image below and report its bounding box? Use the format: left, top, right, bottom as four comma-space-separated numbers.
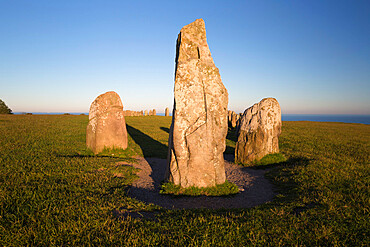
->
0, 114, 369, 246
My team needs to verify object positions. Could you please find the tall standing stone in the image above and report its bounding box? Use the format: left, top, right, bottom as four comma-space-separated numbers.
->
86, 91, 128, 154
235, 98, 281, 164
166, 19, 228, 188
165, 107, 170, 116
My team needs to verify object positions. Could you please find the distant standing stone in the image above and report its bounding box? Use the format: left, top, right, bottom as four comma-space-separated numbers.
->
231, 111, 237, 128
166, 19, 228, 188
165, 107, 170, 116
144, 110, 148, 116
86, 91, 128, 154
228, 110, 232, 122
153, 109, 156, 116
235, 98, 281, 164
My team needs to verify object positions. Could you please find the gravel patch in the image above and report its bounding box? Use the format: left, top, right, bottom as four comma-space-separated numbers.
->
125, 155, 275, 209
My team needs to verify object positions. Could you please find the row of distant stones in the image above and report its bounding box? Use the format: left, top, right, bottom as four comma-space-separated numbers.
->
86, 19, 281, 189
122, 108, 171, 117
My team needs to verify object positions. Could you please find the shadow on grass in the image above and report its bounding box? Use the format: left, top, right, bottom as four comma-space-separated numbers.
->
160, 127, 170, 133
225, 127, 238, 155
260, 155, 320, 216
226, 127, 238, 142
126, 125, 168, 159
55, 153, 137, 163
249, 156, 312, 170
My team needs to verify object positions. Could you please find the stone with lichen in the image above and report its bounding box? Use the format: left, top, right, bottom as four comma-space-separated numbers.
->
86, 91, 128, 154
235, 98, 281, 164
166, 19, 228, 188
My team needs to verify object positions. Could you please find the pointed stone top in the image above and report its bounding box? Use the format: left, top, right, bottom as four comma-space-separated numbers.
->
180, 18, 206, 43
176, 18, 214, 66
181, 18, 205, 30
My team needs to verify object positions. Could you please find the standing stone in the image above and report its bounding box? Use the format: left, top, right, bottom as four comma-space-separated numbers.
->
166, 19, 228, 188
144, 110, 148, 116
86, 91, 128, 154
165, 107, 170, 116
228, 110, 232, 122
235, 98, 281, 164
231, 111, 237, 128
153, 109, 156, 116
236, 113, 243, 132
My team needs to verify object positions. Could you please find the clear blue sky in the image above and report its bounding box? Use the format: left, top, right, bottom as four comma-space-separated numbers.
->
1, 0, 369, 114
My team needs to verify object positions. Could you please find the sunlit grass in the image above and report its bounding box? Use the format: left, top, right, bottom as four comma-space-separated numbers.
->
160, 180, 240, 196
0, 115, 368, 246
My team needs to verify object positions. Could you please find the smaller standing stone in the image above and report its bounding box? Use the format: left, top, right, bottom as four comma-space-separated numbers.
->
165, 107, 170, 116
231, 111, 237, 128
86, 91, 128, 154
228, 110, 232, 122
153, 109, 156, 116
144, 110, 148, 116
235, 98, 281, 164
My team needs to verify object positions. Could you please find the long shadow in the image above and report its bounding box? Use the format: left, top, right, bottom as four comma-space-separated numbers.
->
126, 124, 168, 159
226, 127, 238, 142
160, 127, 170, 133
225, 127, 238, 155
246, 156, 312, 170
259, 156, 320, 216
125, 125, 170, 206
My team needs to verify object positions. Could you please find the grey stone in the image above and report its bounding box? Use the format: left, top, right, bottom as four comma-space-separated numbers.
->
86, 91, 128, 154
166, 19, 228, 188
235, 98, 281, 164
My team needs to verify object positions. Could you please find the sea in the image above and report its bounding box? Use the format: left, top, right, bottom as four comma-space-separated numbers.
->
13, 112, 370, 125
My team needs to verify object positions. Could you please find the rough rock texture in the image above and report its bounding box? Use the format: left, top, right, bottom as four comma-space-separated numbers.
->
235, 98, 281, 164
165, 107, 170, 116
166, 19, 228, 188
236, 113, 243, 131
86, 91, 128, 154
231, 111, 238, 128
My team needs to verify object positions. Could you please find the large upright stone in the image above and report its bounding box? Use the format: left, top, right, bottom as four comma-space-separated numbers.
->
166, 19, 228, 188
235, 98, 281, 164
86, 91, 128, 154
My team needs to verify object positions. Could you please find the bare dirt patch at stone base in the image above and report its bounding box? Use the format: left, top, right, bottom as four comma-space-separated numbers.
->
125, 156, 275, 209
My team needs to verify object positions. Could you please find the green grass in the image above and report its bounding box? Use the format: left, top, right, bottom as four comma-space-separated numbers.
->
0, 115, 369, 246
160, 180, 240, 196
240, 153, 287, 168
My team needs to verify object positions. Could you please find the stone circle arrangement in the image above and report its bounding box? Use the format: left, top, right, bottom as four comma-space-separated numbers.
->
86, 18, 282, 193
